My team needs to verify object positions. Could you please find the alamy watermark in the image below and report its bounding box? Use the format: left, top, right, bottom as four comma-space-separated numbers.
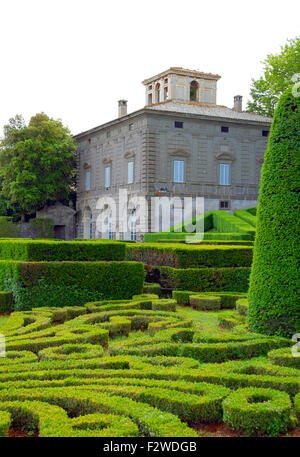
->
94, 190, 205, 243
291, 333, 300, 358
0, 333, 5, 358
292, 73, 300, 98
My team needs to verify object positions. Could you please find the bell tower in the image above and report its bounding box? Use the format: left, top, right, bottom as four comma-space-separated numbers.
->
142, 67, 221, 106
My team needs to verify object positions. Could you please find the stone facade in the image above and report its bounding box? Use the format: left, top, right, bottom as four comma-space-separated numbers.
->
75, 68, 271, 240
36, 203, 76, 240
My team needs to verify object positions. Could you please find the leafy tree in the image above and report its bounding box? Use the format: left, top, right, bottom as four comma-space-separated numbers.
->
247, 37, 300, 117
248, 86, 300, 338
0, 113, 77, 221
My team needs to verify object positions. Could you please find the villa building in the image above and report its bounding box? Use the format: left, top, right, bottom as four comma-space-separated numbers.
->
74, 67, 271, 240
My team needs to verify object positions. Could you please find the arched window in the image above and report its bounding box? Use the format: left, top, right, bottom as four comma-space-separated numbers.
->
190, 80, 199, 101
155, 83, 161, 103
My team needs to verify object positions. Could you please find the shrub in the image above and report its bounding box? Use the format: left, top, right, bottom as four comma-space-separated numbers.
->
0, 411, 10, 436
170, 211, 213, 233
143, 232, 253, 243
0, 389, 197, 437
152, 299, 176, 312
143, 283, 161, 295
295, 392, 300, 422
234, 210, 256, 228
222, 387, 292, 436
202, 232, 253, 241
219, 316, 240, 329
268, 347, 300, 369
0, 261, 145, 310
0, 217, 20, 238
212, 211, 255, 236
132, 294, 159, 301
0, 239, 126, 261
38, 344, 104, 361
248, 87, 300, 337
172, 290, 245, 309
172, 290, 193, 305
236, 298, 248, 316
158, 266, 250, 292
158, 239, 254, 245
217, 293, 245, 309
0, 291, 13, 312
190, 295, 221, 311
109, 317, 131, 338
126, 244, 253, 268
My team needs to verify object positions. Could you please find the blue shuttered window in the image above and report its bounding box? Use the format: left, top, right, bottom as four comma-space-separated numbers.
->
219, 163, 230, 185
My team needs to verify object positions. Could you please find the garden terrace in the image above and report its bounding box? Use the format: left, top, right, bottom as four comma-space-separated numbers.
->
143, 209, 256, 243
0, 239, 144, 310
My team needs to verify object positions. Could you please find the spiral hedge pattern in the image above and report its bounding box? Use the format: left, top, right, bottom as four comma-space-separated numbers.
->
0, 295, 299, 437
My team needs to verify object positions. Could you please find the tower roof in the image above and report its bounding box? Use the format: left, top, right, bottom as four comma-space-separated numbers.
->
142, 67, 221, 85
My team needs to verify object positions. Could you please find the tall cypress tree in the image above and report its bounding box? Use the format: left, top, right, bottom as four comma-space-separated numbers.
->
248, 86, 300, 338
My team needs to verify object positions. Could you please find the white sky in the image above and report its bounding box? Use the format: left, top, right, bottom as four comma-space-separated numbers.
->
0, 0, 299, 136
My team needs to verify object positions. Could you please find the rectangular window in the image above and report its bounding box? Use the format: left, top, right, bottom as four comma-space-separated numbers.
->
105, 166, 111, 188
220, 200, 230, 209
148, 93, 153, 105
164, 86, 168, 100
129, 123, 133, 131
174, 121, 183, 129
221, 126, 229, 133
85, 170, 91, 192
128, 161, 134, 184
174, 160, 184, 183
219, 163, 230, 186
262, 130, 269, 137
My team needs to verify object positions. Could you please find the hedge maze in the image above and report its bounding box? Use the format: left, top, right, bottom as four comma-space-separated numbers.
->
0, 203, 299, 438
0, 292, 299, 437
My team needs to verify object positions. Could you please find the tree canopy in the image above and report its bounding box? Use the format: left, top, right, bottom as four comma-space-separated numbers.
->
247, 37, 300, 117
0, 113, 77, 218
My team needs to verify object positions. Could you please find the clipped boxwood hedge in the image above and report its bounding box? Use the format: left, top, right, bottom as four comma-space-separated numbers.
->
126, 243, 253, 268
236, 298, 248, 316
0, 291, 14, 312
0, 261, 144, 310
223, 387, 292, 436
170, 211, 213, 233
172, 290, 246, 308
295, 392, 300, 422
143, 283, 161, 295
0, 239, 126, 262
157, 266, 250, 292
212, 211, 256, 236
234, 209, 256, 228
190, 295, 221, 311
0, 217, 20, 238
268, 346, 300, 369
143, 231, 253, 243
248, 87, 300, 338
